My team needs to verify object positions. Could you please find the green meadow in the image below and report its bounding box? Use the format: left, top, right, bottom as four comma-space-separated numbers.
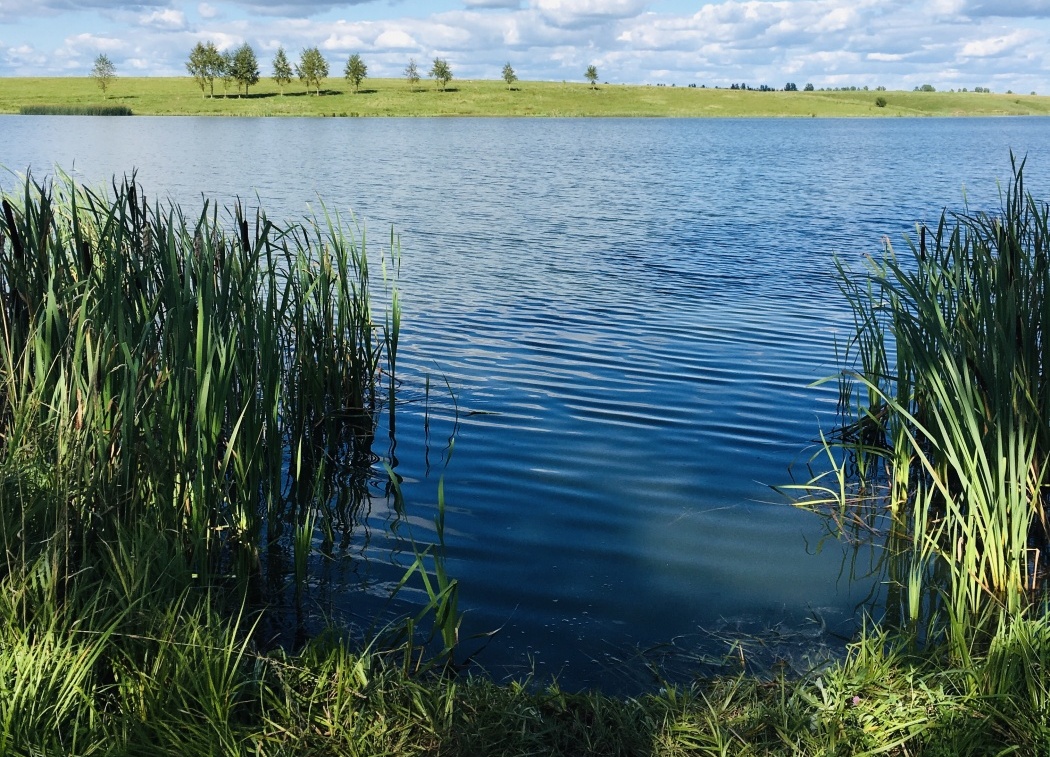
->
3, 75, 1050, 117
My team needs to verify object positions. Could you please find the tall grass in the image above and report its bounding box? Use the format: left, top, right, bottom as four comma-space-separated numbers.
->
0, 170, 398, 585
791, 156, 1050, 657
19, 104, 133, 116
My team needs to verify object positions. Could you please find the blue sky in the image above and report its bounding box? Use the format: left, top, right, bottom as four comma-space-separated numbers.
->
2, 0, 1049, 92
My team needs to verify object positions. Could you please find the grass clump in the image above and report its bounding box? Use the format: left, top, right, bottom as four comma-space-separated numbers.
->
19, 104, 133, 115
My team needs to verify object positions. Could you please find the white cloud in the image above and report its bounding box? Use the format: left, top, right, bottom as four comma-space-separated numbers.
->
374, 29, 416, 49
965, 0, 1050, 17
139, 8, 186, 29
64, 31, 124, 52
959, 30, 1033, 57
531, 0, 651, 28
464, 0, 522, 7
813, 6, 859, 32
198, 3, 219, 18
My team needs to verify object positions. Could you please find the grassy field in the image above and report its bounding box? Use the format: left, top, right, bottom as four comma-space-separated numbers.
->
3, 75, 1050, 117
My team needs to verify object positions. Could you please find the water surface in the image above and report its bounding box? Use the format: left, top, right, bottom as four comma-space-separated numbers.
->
3, 115, 1048, 689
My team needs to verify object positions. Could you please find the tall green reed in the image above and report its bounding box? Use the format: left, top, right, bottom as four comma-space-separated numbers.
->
0, 170, 399, 584
19, 105, 133, 116
790, 156, 1050, 657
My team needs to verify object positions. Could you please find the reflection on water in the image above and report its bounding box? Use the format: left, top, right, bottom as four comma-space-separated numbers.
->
3, 116, 1050, 690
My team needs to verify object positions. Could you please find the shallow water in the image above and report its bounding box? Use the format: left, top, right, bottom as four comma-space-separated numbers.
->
3, 115, 1049, 689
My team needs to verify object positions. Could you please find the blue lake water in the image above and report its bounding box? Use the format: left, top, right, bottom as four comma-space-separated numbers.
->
2, 115, 1049, 690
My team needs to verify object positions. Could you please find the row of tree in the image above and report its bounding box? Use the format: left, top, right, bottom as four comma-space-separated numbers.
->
187, 42, 454, 97
186, 42, 600, 97
186, 41, 261, 97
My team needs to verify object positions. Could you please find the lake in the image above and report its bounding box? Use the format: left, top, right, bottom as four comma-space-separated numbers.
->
2, 115, 1049, 690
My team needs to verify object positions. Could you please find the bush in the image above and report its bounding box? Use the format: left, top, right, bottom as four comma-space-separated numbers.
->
875, 96, 887, 108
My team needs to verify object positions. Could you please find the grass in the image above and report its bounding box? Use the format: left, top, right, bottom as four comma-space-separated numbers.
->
4, 558, 1050, 757
2, 76, 1050, 117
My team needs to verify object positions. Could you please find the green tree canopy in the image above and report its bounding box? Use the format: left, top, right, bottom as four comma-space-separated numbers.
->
296, 47, 329, 95
585, 64, 599, 89
502, 62, 517, 90
404, 59, 420, 88
429, 58, 452, 91
91, 54, 115, 98
344, 53, 367, 93
186, 41, 222, 97
231, 42, 260, 97
272, 47, 292, 93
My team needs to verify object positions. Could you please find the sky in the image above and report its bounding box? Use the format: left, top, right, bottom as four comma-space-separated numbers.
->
1, 0, 1048, 92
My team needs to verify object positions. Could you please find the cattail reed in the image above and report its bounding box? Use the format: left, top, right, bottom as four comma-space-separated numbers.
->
792, 155, 1050, 658
0, 170, 400, 584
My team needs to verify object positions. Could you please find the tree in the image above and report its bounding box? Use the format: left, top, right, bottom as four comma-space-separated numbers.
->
91, 54, 115, 98
784, 82, 797, 92
429, 58, 453, 91
296, 46, 328, 95
272, 47, 292, 94
344, 53, 367, 93
404, 59, 420, 88
231, 43, 260, 97
218, 50, 234, 97
803, 82, 814, 91
502, 62, 517, 90
187, 42, 210, 98
186, 41, 223, 97
585, 64, 598, 89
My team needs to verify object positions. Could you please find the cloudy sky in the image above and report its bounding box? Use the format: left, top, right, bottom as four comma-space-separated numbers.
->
2, 0, 1048, 92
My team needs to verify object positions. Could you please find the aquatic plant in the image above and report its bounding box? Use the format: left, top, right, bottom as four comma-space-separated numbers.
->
791, 156, 1050, 657
19, 104, 133, 116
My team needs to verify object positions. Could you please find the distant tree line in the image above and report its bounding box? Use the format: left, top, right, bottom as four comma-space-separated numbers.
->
183, 43, 469, 97
174, 44, 1013, 99
186, 41, 259, 97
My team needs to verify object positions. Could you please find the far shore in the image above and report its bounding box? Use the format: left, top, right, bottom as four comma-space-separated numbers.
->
3, 76, 1049, 118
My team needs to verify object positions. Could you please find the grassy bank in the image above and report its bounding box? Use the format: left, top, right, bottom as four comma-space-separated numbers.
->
2, 76, 1050, 117
7, 571, 1050, 757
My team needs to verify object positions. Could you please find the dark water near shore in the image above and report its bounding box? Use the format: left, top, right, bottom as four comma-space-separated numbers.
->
3, 115, 1050, 690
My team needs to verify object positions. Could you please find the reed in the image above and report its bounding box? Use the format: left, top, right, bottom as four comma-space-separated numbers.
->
19, 104, 133, 116
791, 156, 1050, 656
0, 170, 399, 585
